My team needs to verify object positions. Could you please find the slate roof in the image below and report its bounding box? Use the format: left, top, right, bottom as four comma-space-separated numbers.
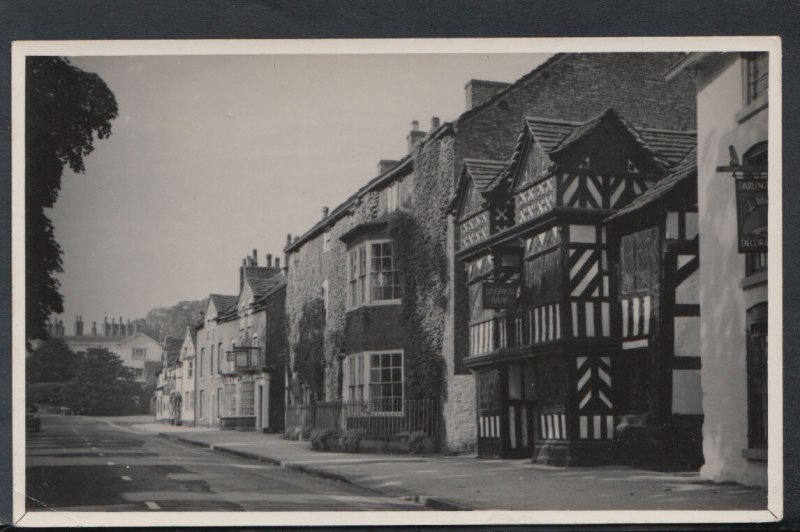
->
163, 336, 183, 368
606, 146, 697, 222
526, 108, 696, 169
254, 278, 287, 306
247, 275, 284, 299
463, 159, 508, 190
209, 294, 238, 314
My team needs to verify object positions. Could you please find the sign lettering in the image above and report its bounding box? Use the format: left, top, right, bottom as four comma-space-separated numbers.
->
482, 283, 518, 309
735, 178, 768, 253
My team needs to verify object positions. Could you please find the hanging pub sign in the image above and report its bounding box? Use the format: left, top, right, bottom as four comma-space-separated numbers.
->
735, 178, 768, 252
482, 282, 518, 309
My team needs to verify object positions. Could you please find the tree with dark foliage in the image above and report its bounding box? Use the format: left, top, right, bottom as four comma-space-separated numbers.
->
26, 57, 118, 341
60, 347, 140, 415
26, 337, 77, 384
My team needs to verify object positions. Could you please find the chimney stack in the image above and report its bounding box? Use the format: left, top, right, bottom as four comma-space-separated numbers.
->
92, 321, 97, 336
465, 79, 511, 110
377, 159, 399, 175
275, 257, 280, 269
104, 316, 109, 336
252, 249, 258, 266
267, 253, 273, 267
406, 120, 426, 153
75, 316, 80, 336
431, 116, 440, 130
322, 206, 329, 218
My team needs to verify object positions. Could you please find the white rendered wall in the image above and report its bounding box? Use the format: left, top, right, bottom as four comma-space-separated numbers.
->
695, 54, 768, 487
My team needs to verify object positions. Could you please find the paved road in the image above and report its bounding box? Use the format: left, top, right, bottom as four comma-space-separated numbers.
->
26, 415, 426, 512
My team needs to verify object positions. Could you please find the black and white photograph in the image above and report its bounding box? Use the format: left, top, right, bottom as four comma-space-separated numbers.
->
11, 37, 782, 526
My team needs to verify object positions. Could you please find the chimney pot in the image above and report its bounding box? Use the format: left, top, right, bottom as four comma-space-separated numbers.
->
267, 253, 273, 267
322, 206, 329, 218
275, 257, 280, 268
431, 116, 440, 130
411, 120, 419, 131
286, 233, 292, 245
252, 249, 258, 265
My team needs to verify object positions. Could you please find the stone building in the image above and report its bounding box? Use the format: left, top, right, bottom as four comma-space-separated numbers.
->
179, 326, 197, 426
284, 53, 696, 453
666, 52, 770, 487
154, 336, 183, 424
195, 293, 238, 427
194, 250, 285, 431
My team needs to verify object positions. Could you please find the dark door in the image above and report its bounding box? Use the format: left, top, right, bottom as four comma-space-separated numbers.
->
505, 364, 537, 458
476, 369, 502, 457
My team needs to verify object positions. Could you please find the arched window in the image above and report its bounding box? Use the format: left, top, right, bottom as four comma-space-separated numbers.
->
199, 348, 205, 377
210, 344, 215, 375
218, 342, 223, 374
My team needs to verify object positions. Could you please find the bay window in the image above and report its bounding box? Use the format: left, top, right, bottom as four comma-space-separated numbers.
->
347, 240, 402, 308
343, 351, 404, 412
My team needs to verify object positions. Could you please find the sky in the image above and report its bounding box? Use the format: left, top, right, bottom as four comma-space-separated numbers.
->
50, 52, 550, 329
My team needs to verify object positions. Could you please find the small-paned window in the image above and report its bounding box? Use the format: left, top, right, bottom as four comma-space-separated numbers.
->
132, 348, 147, 360
199, 348, 205, 377
746, 303, 768, 449
348, 240, 401, 308
370, 242, 401, 301
744, 52, 769, 105
132, 368, 144, 380
369, 352, 403, 412
188, 360, 193, 378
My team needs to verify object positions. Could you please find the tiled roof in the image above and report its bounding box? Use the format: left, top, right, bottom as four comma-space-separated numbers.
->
254, 278, 287, 306
209, 294, 238, 314
607, 146, 697, 221
525, 117, 579, 153
463, 159, 507, 191
163, 336, 183, 367
525, 108, 696, 169
248, 275, 284, 299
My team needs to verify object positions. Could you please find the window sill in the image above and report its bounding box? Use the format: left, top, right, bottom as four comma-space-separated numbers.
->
740, 270, 767, 290
741, 448, 767, 461
735, 94, 768, 124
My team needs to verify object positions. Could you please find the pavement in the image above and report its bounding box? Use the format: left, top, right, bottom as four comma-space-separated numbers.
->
119, 416, 768, 512
25, 414, 427, 513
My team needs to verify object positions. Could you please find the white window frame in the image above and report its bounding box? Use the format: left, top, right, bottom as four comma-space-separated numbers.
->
346, 239, 402, 309
342, 350, 404, 415
132, 347, 147, 360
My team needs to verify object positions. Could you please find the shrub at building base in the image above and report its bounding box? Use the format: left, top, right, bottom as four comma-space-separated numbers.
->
309, 429, 436, 455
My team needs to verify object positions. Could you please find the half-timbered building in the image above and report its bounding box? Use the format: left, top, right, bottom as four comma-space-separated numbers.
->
605, 147, 702, 470
451, 108, 696, 465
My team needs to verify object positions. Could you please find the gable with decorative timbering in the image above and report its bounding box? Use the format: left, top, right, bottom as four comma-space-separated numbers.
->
503, 109, 696, 226
451, 159, 509, 250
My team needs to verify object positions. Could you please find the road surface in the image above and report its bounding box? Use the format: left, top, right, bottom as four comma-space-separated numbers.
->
25, 414, 426, 512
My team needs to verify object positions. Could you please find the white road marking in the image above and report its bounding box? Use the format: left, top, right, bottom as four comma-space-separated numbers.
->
107, 462, 115, 466
121, 475, 132, 481
144, 501, 160, 510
